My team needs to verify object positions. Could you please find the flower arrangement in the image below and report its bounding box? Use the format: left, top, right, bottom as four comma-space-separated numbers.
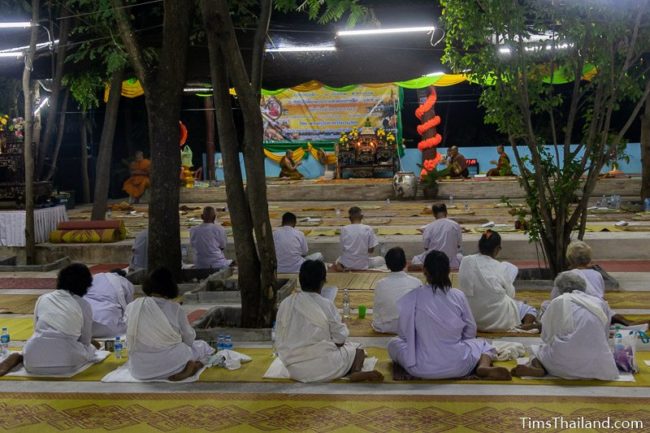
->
0, 115, 25, 139
0, 114, 9, 133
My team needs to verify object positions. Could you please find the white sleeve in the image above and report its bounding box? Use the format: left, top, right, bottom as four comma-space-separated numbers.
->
299, 231, 308, 256
368, 226, 379, 249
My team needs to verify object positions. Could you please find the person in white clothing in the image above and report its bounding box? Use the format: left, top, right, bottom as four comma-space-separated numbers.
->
412, 204, 463, 269
190, 206, 233, 270
512, 272, 618, 380
273, 212, 324, 273
126, 267, 214, 381
372, 247, 422, 333
84, 269, 135, 338
0, 264, 99, 376
129, 229, 148, 272
275, 260, 383, 382
335, 206, 385, 271
458, 230, 538, 332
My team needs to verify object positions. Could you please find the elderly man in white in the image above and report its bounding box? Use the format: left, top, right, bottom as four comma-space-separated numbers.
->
512, 271, 618, 381
273, 212, 324, 273
412, 203, 463, 269
189, 206, 233, 270
372, 247, 421, 333
335, 206, 385, 271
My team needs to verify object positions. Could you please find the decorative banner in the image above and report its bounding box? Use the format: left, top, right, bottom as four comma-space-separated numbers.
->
259, 84, 400, 143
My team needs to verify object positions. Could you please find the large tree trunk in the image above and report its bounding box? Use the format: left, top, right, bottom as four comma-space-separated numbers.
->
44, 90, 69, 182
641, 98, 650, 200
36, 16, 70, 179
91, 69, 124, 220
80, 110, 91, 203
22, 0, 40, 264
204, 96, 216, 181
204, 0, 277, 328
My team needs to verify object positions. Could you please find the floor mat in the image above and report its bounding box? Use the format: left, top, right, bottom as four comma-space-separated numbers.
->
0, 279, 56, 290
0, 295, 40, 314
3, 392, 649, 433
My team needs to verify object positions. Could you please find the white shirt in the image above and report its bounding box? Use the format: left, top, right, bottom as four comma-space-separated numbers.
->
372, 271, 421, 333
339, 223, 379, 270
273, 226, 308, 273
190, 222, 229, 269
130, 229, 148, 270
421, 218, 462, 268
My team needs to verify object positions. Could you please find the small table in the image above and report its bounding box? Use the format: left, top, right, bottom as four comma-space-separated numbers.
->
0, 205, 68, 246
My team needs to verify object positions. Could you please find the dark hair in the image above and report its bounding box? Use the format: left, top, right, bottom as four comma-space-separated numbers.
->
385, 247, 406, 272
431, 203, 447, 216
110, 268, 127, 277
57, 263, 93, 297
299, 260, 326, 293
348, 206, 362, 219
423, 250, 452, 292
478, 229, 502, 255
202, 206, 216, 223
282, 212, 297, 226
142, 267, 179, 299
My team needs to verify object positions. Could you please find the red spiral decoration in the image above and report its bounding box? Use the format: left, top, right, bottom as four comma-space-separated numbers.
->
417, 87, 443, 178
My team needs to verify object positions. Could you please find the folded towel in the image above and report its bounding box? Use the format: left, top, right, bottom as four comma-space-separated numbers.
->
491, 341, 527, 361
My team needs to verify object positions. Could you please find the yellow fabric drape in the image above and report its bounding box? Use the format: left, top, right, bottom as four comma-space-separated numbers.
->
431, 74, 468, 86
307, 143, 337, 165
264, 147, 307, 164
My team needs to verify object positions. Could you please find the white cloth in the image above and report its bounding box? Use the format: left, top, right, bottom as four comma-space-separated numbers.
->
85, 273, 135, 338
102, 363, 207, 383
35, 290, 84, 337
338, 223, 379, 270
264, 355, 377, 379
535, 291, 619, 380
126, 297, 183, 351
412, 218, 463, 268
7, 351, 110, 378
130, 229, 148, 270
372, 272, 421, 333
125, 297, 214, 380
190, 223, 231, 269
0, 205, 67, 246
491, 341, 527, 361
275, 291, 357, 382
273, 226, 309, 273
458, 254, 521, 331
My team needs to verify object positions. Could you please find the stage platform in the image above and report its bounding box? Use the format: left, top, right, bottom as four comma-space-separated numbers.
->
179, 176, 642, 203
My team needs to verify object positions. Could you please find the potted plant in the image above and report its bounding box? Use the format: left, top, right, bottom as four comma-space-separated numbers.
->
419, 167, 449, 199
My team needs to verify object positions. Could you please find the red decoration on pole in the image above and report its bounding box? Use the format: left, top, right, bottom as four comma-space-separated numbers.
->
416, 86, 442, 178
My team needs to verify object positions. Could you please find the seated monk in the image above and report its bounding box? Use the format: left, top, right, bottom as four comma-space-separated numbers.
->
85, 269, 135, 338
0, 264, 100, 376
123, 151, 151, 203
335, 206, 386, 271
458, 230, 538, 332
389, 251, 511, 380
486, 145, 513, 176
444, 146, 469, 178
126, 267, 214, 381
412, 203, 463, 269
512, 272, 618, 380
372, 247, 421, 334
279, 150, 303, 180
275, 260, 383, 382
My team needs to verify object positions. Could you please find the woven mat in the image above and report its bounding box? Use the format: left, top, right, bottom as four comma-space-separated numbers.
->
0, 295, 40, 314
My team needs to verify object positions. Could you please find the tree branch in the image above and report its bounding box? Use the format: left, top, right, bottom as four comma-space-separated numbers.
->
110, 0, 149, 90
251, 0, 272, 95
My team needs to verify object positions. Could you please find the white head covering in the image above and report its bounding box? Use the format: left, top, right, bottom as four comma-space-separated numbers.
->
126, 297, 182, 351
35, 290, 84, 337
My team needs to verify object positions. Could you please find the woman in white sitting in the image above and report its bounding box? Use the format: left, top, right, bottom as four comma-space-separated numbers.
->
275, 260, 383, 382
458, 230, 537, 332
85, 269, 135, 338
0, 263, 98, 376
126, 267, 214, 381
512, 272, 618, 380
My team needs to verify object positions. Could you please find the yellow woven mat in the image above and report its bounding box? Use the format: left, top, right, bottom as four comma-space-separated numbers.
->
376, 227, 422, 236
0, 295, 39, 314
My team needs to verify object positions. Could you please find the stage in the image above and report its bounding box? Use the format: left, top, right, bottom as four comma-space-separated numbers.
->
179, 175, 643, 203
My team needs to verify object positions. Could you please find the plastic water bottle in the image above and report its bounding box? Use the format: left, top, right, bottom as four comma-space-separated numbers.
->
217, 334, 225, 351
342, 288, 351, 320
114, 336, 123, 359
271, 321, 277, 356
0, 328, 9, 356
335, 208, 341, 217
449, 194, 454, 206
385, 198, 391, 205
601, 195, 607, 208
224, 335, 233, 350
463, 201, 470, 212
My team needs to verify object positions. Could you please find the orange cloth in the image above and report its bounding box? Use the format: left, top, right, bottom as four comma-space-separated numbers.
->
123, 159, 151, 199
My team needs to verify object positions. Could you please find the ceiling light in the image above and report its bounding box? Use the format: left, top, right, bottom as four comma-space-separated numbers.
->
424, 71, 446, 77
0, 39, 59, 54
0, 22, 32, 29
0, 52, 23, 58
337, 26, 435, 37
34, 97, 49, 115
184, 87, 213, 93
265, 46, 336, 52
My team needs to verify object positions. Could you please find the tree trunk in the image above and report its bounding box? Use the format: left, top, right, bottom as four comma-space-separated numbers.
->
36, 16, 70, 179
80, 110, 91, 203
208, 0, 277, 327
44, 89, 69, 181
22, 0, 40, 265
204, 96, 215, 181
641, 98, 650, 200
92, 69, 124, 220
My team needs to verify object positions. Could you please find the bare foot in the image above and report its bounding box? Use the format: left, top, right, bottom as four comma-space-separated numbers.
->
511, 364, 545, 378
168, 361, 203, 381
0, 353, 23, 377
349, 370, 384, 382
476, 366, 512, 380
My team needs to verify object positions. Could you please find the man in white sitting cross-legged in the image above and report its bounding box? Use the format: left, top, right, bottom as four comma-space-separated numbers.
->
335, 206, 385, 271
412, 203, 463, 269
273, 212, 324, 273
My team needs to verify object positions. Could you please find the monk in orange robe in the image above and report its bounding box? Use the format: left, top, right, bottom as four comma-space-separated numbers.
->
123, 151, 151, 203
279, 150, 303, 180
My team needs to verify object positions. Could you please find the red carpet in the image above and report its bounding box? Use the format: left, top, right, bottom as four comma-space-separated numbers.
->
0, 278, 56, 290
89, 264, 129, 274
